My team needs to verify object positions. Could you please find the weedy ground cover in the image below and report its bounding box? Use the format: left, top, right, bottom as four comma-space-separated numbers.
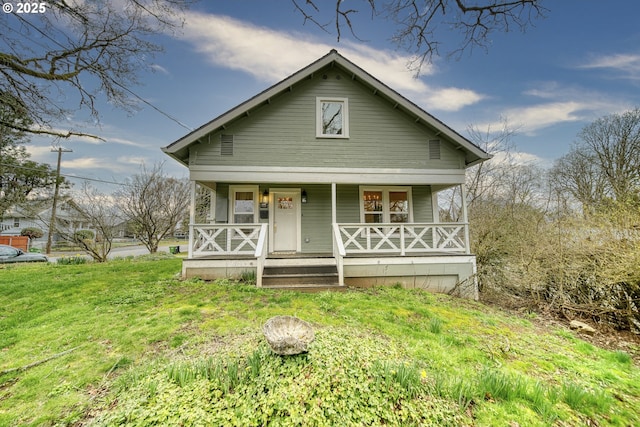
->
0, 257, 638, 426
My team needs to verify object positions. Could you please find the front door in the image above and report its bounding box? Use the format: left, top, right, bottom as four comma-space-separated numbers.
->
271, 190, 300, 252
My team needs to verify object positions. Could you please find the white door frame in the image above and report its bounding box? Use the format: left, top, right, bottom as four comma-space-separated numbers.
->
268, 188, 302, 253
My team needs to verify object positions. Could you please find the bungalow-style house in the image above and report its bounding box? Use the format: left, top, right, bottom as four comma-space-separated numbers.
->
162, 50, 491, 298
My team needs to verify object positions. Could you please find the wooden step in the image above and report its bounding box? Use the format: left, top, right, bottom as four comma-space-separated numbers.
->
260, 283, 347, 293
261, 264, 340, 287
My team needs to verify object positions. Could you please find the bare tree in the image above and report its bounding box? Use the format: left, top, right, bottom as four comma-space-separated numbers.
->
549, 145, 607, 215
0, 0, 191, 139
576, 108, 640, 204
54, 184, 120, 262
465, 119, 519, 206
550, 108, 640, 215
292, 0, 546, 72
117, 163, 190, 253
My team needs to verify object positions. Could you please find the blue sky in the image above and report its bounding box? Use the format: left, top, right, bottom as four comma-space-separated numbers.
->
22, 1, 640, 191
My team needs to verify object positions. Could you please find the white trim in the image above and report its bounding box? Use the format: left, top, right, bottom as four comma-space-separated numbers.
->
359, 186, 413, 223
342, 255, 476, 266
188, 181, 196, 258
460, 184, 471, 255
207, 183, 217, 222
190, 165, 465, 185
316, 97, 349, 138
268, 188, 302, 253
228, 185, 259, 224
331, 182, 337, 224
431, 189, 440, 223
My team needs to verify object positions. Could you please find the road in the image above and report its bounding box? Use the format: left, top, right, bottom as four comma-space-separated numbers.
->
46, 242, 186, 262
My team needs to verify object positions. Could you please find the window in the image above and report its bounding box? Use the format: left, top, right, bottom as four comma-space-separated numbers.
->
360, 187, 412, 223
229, 186, 258, 224
13, 218, 19, 227
316, 97, 349, 138
363, 190, 383, 223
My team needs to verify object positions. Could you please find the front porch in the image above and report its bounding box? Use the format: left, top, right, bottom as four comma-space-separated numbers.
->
182, 221, 478, 299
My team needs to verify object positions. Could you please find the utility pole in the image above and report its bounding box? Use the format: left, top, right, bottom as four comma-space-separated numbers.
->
46, 146, 72, 254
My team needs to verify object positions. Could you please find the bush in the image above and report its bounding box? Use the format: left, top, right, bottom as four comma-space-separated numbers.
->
57, 255, 88, 265
73, 229, 95, 242
474, 200, 640, 332
20, 227, 44, 239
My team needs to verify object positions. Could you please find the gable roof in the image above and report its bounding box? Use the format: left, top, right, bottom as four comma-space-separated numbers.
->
162, 49, 491, 167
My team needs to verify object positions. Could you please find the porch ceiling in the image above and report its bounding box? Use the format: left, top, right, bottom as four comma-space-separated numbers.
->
189, 166, 465, 185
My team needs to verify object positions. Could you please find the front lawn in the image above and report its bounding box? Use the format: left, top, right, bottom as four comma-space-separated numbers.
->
0, 256, 638, 426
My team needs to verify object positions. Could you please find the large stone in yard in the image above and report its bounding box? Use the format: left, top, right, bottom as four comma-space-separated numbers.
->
263, 315, 315, 355
570, 320, 596, 334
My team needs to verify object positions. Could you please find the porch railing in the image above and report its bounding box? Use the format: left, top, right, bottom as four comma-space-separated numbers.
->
336, 223, 469, 255
189, 223, 267, 258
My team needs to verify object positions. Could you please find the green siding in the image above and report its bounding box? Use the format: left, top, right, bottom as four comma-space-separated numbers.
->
190, 67, 464, 170
336, 185, 360, 222
299, 184, 332, 253
412, 185, 433, 223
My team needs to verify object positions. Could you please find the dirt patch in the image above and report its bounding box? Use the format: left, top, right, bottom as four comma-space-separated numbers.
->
480, 289, 640, 362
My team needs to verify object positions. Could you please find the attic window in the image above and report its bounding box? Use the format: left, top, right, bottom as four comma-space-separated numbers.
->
221, 134, 234, 156
429, 140, 441, 160
316, 97, 349, 138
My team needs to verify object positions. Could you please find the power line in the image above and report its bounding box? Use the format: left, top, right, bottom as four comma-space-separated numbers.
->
11, 11, 194, 132
0, 162, 126, 186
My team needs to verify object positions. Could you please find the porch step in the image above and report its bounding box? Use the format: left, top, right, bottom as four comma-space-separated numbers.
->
261, 284, 347, 293
261, 264, 340, 288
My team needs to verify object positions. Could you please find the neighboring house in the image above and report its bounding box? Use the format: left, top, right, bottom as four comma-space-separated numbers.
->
1, 200, 96, 249
162, 50, 491, 298
1, 204, 47, 248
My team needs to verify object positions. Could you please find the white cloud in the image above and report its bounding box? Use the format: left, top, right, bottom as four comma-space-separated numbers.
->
116, 156, 147, 166
150, 64, 171, 75
502, 101, 586, 133
62, 157, 105, 170
579, 53, 640, 79
490, 149, 545, 166
107, 137, 152, 149
423, 87, 484, 112
177, 12, 483, 112
481, 81, 631, 135
62, 157, 135, 174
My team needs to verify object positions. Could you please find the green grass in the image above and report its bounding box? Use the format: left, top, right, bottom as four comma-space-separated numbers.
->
1, 257, 639, 426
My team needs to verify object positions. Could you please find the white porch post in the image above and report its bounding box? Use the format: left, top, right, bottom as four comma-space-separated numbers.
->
431, 188, 440, 223
208, 184, 217, 223
460, 183, 471, 254
331, 183, 345, 286
188, 180, 196, 259
331, 182, 337, 224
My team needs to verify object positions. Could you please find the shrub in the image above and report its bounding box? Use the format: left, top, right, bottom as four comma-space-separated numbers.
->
57, 255, 88, 265
73, 229, 95, 242
20, 227, 44, 239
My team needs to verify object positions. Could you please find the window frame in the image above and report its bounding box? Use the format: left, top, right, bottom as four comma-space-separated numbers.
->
359, 186, 413, 224
316, 97, 349, 138
228, 185, 259, 225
